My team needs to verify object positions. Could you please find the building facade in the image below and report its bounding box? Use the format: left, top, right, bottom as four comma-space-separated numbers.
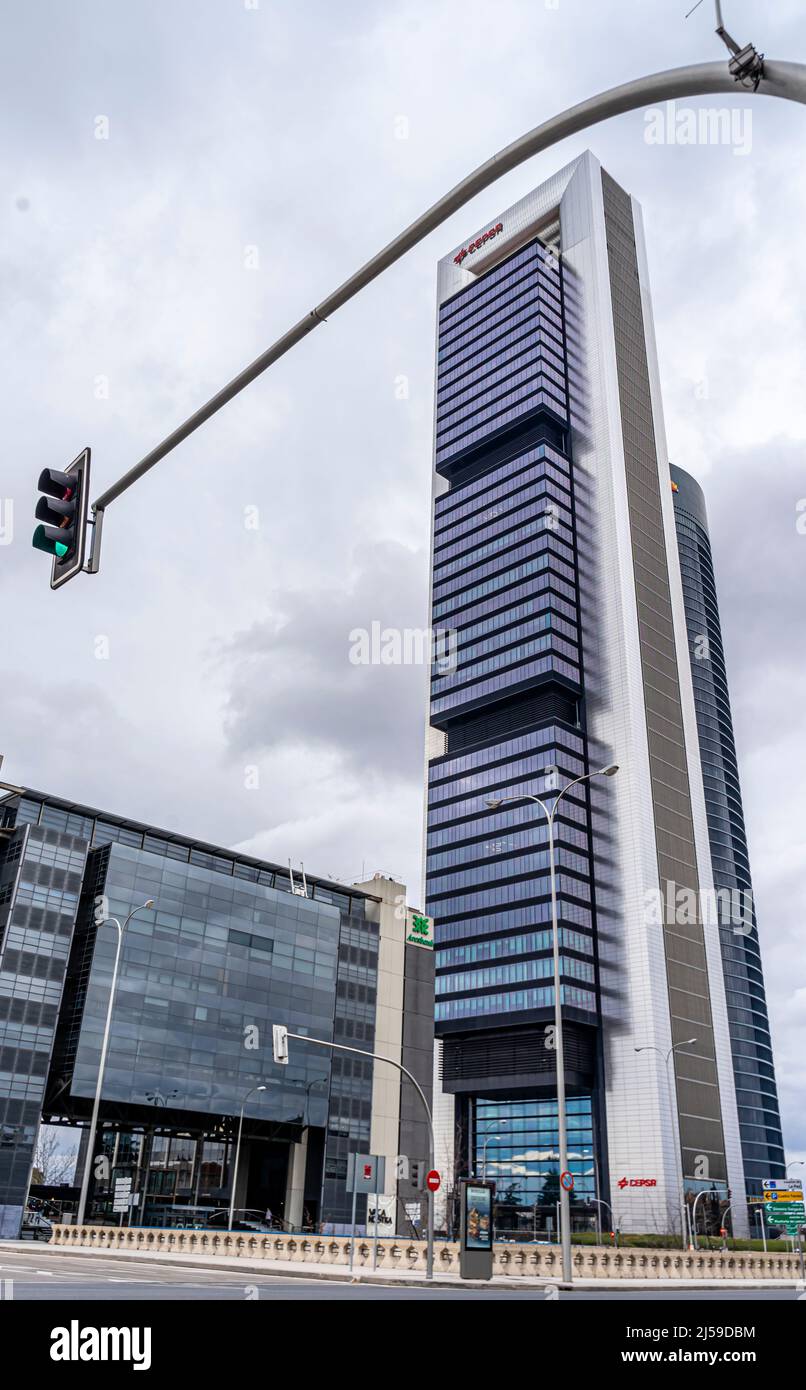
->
670, 464, 786, 1200
0, 788, 432, 1238
425, 152, 765, 1238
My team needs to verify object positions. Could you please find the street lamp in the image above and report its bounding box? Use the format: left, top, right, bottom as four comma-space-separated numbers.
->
275, 1029, 436, 1279
481, 1120, 507, 1181
485, 762, 618, 1284
634, 1038, 697, 1247
754, 1202, 767, 1253
76, 899, 156, 1227
228, 1084, 267, 1230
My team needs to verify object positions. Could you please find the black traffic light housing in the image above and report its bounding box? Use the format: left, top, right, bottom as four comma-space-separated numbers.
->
32, 447, 91, 589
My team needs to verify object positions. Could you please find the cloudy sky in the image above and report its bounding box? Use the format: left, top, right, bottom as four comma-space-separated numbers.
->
2, 0, 804, 1161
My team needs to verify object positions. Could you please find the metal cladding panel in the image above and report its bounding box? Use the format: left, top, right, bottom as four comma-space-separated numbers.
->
600, 170, 746, 1225
633, 227, 747, 1234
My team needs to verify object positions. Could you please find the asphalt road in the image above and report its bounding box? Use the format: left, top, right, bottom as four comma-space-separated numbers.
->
0, 1247, 799, 1300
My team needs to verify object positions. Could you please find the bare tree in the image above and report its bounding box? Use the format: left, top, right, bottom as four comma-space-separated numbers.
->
32, 1126, 75, 1187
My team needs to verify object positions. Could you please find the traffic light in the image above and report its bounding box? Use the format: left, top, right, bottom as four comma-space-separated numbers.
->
272, 1024, 289, 1065
32, 447, 91, 589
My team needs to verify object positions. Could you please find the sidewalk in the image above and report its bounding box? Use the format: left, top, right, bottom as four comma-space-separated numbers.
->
0, 1241, 798, 1292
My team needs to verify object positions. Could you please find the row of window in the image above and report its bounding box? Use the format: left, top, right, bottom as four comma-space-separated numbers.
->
437, 300, 566, 386
437, 327, 567, 411
433, 443, 570, 530
428, 871, 591, 922
436, 925, 593, 969
428, 722, 584, 787
431, 631, 580, 700
433, 551, 576, 621
433, 902, 592, 946
438, 289, 564, 365
435, 382, 568, 458
435, 982, 596, 1020
439, 237, 559, 323
433, 568, 578, 635
433, 491, 574, 574
436, 953, 595, 997
436, 357, 567, 440
427, 783, 588, 831
439, 245, 562, 336
428, 748, 585, 806
427, 844, 590, 899
430, 653, 581, 718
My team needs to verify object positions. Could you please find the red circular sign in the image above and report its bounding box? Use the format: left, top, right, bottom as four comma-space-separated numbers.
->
560, 1170, 574, 1192
426, 1170, 441, 1192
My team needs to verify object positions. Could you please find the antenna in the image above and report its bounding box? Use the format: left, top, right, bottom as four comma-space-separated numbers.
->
714, 0, 742, 57
288, 858, 309, 898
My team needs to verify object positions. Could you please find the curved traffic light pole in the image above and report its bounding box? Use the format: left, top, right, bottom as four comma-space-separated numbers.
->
85, 51, 806, 575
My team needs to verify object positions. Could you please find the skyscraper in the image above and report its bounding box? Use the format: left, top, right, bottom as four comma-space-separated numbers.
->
670, 464, 786, 1200
424, 151, 759, 1238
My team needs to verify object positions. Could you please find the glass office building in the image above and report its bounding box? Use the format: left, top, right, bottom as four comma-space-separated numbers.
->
426, 153, 772, 1238
670, 464, 785, 1198
0, 789, 431, 1237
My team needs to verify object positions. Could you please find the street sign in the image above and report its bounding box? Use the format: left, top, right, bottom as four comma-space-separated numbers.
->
426, 1170, 441, 1193
346, 1153, 385, 1193
560, 1170, 574, 1192
112, 1177, 132, 1214
762, 1177, 804, 1235
366, 1194, 395, 1230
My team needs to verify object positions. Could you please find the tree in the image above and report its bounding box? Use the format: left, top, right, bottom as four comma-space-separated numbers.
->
32, 1126, 75, 1187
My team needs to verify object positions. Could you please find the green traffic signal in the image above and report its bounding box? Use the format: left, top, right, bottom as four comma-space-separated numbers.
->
32, 525, 70, 559
32, 449, 92, 590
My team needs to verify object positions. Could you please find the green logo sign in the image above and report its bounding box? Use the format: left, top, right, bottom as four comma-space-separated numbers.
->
406, 912, 434, 949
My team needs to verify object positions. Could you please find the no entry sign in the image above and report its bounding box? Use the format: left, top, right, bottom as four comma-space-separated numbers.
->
426, 1170, 441, 1192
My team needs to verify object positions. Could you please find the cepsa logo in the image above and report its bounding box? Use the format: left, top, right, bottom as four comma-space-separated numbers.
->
454, 222, 504, 266
618, 1177, 658, 1190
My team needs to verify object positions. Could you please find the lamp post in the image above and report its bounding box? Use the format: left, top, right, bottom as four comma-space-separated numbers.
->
480, 1118, 507, 1181
228, 1084, 267, 1230
690, 1187, 710, 1250
587, 1196, 614, 1244
754, 1203, 767, 1253
76, 899, 156, 1227
634, 1039, 697, 1247
485, 763, 618, 1284
276, 1030, 436, 1279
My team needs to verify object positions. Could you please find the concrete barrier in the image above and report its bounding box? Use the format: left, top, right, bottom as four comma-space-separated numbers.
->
49, 1224, 800, 1281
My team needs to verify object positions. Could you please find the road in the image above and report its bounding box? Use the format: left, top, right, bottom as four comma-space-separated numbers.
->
0, 1246, 799, 1300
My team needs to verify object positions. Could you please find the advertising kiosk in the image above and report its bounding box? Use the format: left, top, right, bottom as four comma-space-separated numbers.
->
459, 1179, 495, 1280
